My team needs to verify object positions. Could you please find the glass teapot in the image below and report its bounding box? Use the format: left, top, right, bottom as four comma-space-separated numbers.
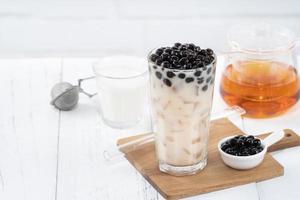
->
220, 23, 300, 118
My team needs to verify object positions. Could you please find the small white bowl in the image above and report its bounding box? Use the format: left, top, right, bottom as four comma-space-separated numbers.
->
218, 136, 267, 170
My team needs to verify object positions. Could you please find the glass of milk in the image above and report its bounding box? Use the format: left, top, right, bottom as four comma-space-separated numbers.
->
93, 56, 149, 129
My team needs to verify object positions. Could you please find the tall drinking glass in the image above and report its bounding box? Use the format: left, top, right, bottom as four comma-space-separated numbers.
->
148, 43, 217, 175
93, 56, 149, 129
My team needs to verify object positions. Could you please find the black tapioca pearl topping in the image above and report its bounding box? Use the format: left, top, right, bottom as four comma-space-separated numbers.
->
171, 46, 178, 51
206, 76, 212, 83
202, 66, 207, 71
210, 78, 214, 85
179, 57, 188, 65
162, 61, 170, 68
197, 77, 204, 84
163, 78, 172, 87
185, 77, 194, 83
207, 67, 212, 74
202, 85, 208, 91
152, 65, 157, 69
150, 54, 159, 62
149, 43, 215, 70
178, 73, 186, 79
174, 42, 181, 47
172, 50, 180, 56
166, 71, 176, 78
164, 48, 172, 54
155, 71, 162, 79
206, 48, 214, 55
196, 62, 204, 68
185, 63, 192, 69
180, 51, 188, 58
194, 71, 202, 77
187, 43, 195, 50
179, 45, 187, 51
155, 48, 164, 56
199, 49, 207, 55
171, 56, 179, 61
156, 58, 163, 65
161, 53, 170, 61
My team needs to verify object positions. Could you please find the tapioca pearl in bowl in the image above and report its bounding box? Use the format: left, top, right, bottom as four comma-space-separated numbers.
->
218, 135, 267, 170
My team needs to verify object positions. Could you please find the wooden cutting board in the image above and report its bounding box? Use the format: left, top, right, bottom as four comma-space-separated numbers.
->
117, 118, 300, 200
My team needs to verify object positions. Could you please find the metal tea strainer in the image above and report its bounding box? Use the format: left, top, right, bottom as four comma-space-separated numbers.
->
50, 76, 97, 111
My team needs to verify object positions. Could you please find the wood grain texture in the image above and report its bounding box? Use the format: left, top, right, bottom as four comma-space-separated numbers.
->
117, 118, 300, 200
56, 59, 158, 200
0, 59, 61, 200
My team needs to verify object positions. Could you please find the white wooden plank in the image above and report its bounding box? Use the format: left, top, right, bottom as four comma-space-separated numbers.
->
56, 58, 157, 200
257, 147, 300, 200
0, 59, 61, 200
180, 183, 258, 200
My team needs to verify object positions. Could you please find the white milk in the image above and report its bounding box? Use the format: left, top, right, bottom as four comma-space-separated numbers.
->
94, 56, 148, 128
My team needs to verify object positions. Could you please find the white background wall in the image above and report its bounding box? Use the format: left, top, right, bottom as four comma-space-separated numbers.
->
0, 0, 300, 57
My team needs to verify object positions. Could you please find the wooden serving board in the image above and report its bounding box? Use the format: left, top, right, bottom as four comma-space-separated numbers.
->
117, 118, 300, 200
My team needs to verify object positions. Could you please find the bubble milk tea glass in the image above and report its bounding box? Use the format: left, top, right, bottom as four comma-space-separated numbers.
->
148, 43, 216, 176
93, 56, 149, 129
220, 23, 300, 118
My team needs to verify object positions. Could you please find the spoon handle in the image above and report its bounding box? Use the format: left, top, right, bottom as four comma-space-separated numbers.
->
263, 130, 285, 147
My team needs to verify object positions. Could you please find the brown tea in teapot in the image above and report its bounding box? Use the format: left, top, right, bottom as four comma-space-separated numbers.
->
220, 60, 300, 118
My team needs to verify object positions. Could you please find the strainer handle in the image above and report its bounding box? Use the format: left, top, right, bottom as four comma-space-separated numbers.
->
78, 76, 97, 98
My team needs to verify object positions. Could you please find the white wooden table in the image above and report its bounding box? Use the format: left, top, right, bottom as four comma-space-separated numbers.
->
0, 57, 300, 200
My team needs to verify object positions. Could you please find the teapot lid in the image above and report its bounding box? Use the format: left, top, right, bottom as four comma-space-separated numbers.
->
227, 23, 296, 53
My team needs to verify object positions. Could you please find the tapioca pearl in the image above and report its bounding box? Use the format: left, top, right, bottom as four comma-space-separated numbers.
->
185, 77, 194, 83
161, 53, 170, 61
153, 65, 157, 69
150, 54, 159, 62
196, 62, 204, 68
162, 61, 170, 68
155, 71, 162, 80
194, 70, 202, 77
163, 78, 172, 87
171, 56, 179, 61
166, 71, 176, 78
156, 58, 163, 65
164, 48, 172, 54
207, 67, 212, 75
202, 85, 208, 91
178, 73, 186, 79
197, 77, 204, 84
206, 76, 212, 83
174, 42, 181, 47
155, 48, 164, 56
